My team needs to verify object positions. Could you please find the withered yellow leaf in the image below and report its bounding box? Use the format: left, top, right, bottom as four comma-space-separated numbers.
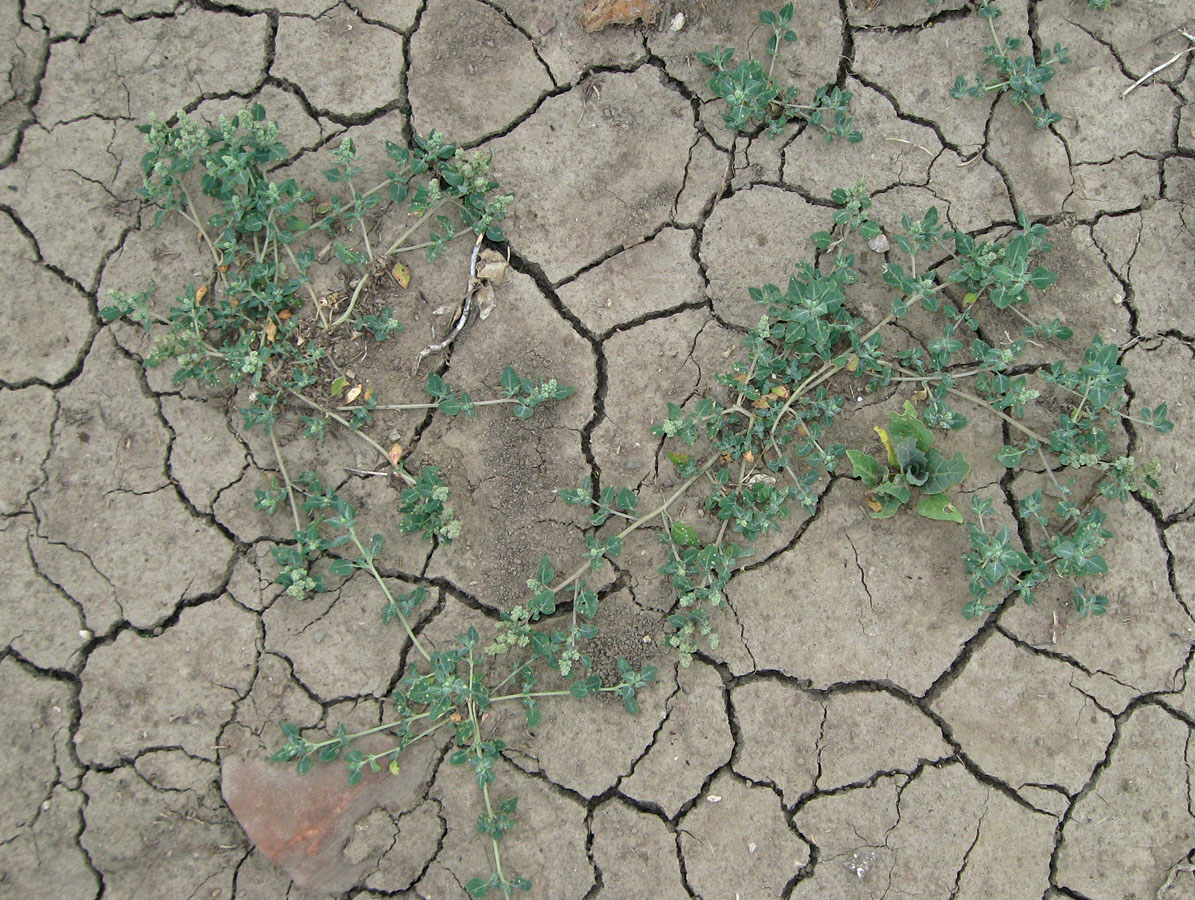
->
391, 261, 411, 288
874, 425, 898, 467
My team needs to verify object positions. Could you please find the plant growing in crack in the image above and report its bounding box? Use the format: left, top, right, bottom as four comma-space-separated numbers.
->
102, 104, 568, 596
274, 183, 1169, 892
557, 182, 1171, 662
949, 1, 1071, 128
105, 106, 1175, 897
844, 400, 971, 523
698, 3, 861, 142
103, 103, 648, 899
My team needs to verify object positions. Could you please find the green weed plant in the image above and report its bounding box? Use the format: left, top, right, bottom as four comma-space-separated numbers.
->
699, 3, 861, 142
106, 91, 1169, 896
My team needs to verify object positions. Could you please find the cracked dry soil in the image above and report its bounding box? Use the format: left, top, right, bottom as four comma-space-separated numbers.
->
1, 0, 1194, 898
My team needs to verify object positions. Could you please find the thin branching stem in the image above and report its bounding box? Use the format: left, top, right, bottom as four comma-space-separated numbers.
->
269, 429, 304, 535
284, 387, 419, 486
348, 528, 431, 661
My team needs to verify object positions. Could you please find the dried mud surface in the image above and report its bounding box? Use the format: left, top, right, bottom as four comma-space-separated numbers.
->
1, 1, 1194, 898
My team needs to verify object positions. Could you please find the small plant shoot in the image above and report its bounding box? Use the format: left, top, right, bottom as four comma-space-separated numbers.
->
949, 1, 1070, 127
698, 3, 862, 142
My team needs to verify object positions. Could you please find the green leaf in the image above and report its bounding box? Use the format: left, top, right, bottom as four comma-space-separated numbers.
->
670, 522, 702, 547
524, 700, 541, 729
916, 493, 963, 523
873, 480, 910, 505
868, 492, 904, 519
888, 400, 934, 452
845, 449, 883, 488
328, 558, 357, 576
895, 438, 929, 486
569, 675, 600, 699
499, 365, 521, 397
466, 876, 489, 898
995, 445, 1025, 468
621, 690, 640, 715
921, 450, 970, 494
535, 555, 555, 586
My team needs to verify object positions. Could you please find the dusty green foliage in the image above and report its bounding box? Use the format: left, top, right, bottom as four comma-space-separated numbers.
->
103, 105, 644, 898
270, 473, 658, 897
950, 1, 1070, 128
108, 101, 1170, 897
698, 3, 861, 142
103, 105, 570, 594
633, 181, 1170, 644
845, 401, 971, 523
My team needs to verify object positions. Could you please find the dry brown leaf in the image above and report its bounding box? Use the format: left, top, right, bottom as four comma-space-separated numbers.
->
387, 442, 404, 466
580, 0, 659, 32
345, 384, 363, 404
476, 282, 496, 321
476, 249, 508, 284
264, 320, 277, 343
195, 284, 208, 303
867, 497, 884, 513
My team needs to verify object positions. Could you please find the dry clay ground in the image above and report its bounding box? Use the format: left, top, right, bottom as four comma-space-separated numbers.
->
3, 0, 1195, 898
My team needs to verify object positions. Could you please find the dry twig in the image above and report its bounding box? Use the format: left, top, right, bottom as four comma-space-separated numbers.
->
1122, 30, 1195, 98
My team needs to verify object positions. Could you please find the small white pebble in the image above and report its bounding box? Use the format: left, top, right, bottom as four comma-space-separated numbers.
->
79, 629, 92, 640
868, 233, 890, 253
748, 842, 757, 854
707, 795, 722, 803
669, 12, 685, 31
